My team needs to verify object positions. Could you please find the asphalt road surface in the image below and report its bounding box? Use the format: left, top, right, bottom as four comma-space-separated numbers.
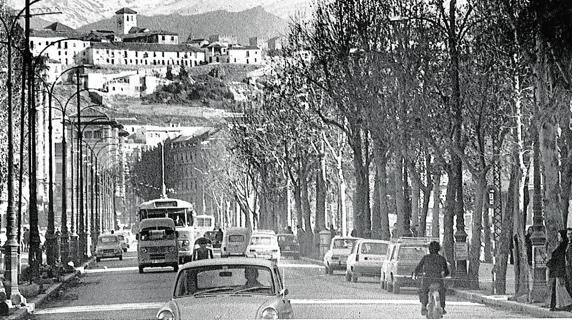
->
29, 245, 532, 319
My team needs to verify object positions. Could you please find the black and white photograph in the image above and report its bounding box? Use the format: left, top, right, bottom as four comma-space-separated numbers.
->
1, 0, 572, 319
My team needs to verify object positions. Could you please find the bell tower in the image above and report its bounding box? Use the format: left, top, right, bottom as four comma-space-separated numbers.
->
115, 8, 137, 34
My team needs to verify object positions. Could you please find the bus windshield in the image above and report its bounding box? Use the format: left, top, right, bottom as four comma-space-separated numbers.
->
140, 227, 176, 241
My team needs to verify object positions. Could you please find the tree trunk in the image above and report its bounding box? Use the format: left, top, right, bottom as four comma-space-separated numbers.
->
378, 156, 391, 240
419, 155, 433, 237
483, 199, 493, 263
468, 173, 486, 289
294, 183, 303, 229
560, 124, 572, 227
432, 173, 442, 239
513, 163, 530, 298
351, 130, 368, 237
301, 175, 313, 255
494, 164, 517, 294
371, 170, 382, 239
443, 169, 456, 272
394, 156, 405, 239
315, 159, 327, 232
411, 177, 420, 234
540, 120, 563, 251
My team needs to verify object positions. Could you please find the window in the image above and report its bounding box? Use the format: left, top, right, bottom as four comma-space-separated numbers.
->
30, 41, 34, 49
64, 42, 68, 49
162, 35, 165, 41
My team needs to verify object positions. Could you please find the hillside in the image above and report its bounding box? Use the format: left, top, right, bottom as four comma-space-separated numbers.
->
77, 6, 287, 45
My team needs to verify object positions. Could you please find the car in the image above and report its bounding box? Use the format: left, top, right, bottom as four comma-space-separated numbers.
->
115, 232, 130, 252
345, 239, 389, 282
277, 234, 300, 259
246, 232, 281, 264
95, 234, 123, 262
323, 236, 359, 275
221, 227, 251, 258
156, 258, 294, 320
381, 238, 434, 294
177, 229, 194, 264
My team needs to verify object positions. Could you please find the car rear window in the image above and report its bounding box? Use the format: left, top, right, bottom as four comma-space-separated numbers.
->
360, 242, 388, 255
229, 235, 245, 243
398, 246, 427, 260
251, 236, 274, 245
98, 236, 117, 243
333, 239, 356, 249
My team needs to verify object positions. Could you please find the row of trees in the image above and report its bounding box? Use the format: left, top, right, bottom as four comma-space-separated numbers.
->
224, 0, 572, 295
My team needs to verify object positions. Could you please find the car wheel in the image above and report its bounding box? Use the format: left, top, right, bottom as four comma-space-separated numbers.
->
119, 255, 123, 261
138, 266, 144, 274
386, 277, 393, 292
345, 271, 351, 282
324, 265, 329, 275
123, 248, 127, 253
380, 274, 385, 290
392, 279, 401, 294
172, 264, 179, 272
96, 257, 101, 262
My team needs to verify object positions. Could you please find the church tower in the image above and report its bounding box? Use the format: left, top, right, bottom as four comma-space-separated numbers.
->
115, 8, 137, 34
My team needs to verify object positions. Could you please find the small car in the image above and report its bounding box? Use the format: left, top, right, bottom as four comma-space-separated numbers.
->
323, 236, 359, 275
221, 227, 251, 258
115, 232, 129, 252
177, 229, 194, 264
381, 238, 432, 294
277, 234, 300, 259
345, 239, 389, 282
156, 258, 294, 320
246, 232, 281, 264
95, 234, 123, 262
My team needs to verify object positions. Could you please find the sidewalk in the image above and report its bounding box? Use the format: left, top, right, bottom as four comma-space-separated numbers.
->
300, 256, 572, 318
4, 257, 95, 320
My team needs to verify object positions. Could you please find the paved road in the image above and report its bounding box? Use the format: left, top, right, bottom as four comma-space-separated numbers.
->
30, 248, 532, 319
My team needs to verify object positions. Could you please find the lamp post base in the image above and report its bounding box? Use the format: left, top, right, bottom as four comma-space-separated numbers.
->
79, 232, 89, 261
4, 243, 21, 301
45, 232, 60, 267
60, 231, 70, 265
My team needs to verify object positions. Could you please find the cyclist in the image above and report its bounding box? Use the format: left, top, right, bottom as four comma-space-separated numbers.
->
414, 241, 449, 316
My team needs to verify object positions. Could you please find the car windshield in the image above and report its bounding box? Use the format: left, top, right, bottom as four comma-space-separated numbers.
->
399, 246, 427, 260
229, 235, 245, 243
174, 265, 274, 297
278, 235, 296, 244
251, 236, 273, 246
98, 236, 117, 244
139, 227, 176, 241
360, 242, 388, 255
333, 239, 356, 249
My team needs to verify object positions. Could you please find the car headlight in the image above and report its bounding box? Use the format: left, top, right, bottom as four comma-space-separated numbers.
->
142, 248, 148, 253
157, 310, 175, 320
261, 307, 278, 320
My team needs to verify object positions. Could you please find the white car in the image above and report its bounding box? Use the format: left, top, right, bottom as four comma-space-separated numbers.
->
246, 232, 281, 264
345, 239, 389, 282
323, 236, 360, 275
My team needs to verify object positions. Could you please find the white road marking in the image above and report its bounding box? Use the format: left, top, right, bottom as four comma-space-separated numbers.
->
34, 302, 164, 315
289, 299, 482, 306
34, 298, 483, 315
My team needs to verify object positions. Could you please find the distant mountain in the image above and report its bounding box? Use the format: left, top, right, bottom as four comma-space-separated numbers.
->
76, 6, 287, 45
7, 0, 311, 29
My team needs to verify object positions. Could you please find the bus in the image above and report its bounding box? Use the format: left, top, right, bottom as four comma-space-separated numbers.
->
137, 198, 196, 267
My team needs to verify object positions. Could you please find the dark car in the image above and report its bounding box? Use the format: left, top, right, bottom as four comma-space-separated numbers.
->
277, 234, 300, 259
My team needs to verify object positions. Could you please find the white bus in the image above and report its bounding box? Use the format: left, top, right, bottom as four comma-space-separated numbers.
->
193, 214, 215, 240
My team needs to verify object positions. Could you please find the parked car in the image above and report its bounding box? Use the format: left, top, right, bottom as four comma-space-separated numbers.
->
381, 238, 434, 294
277, 234, 300, 259
323, 236, 359, 275
95, 234, 123, 262
177, 228, 194, 264
345, 239, 389, 282
221, 227, 251, 257
156, 258, 294, 320
115, 232, 130, 252
246, 232, 281, 264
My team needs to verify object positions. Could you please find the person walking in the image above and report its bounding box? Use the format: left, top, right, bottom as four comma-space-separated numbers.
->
565, 228, 572, 295
547, 230, 572, 311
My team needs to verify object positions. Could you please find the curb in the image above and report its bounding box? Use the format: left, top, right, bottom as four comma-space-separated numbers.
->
7, 257, 96, 320
449, 289, 571, 318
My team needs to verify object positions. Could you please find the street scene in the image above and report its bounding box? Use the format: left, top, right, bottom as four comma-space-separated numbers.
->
1, 0, 572, 319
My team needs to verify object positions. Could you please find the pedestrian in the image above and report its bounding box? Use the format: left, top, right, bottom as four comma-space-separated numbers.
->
565, 228, 572, 295
525, 226, 533, 266
23, 227, 30, 252
546, 230, 572, 311
296, 225, 305, 255
192, 238, 213, 261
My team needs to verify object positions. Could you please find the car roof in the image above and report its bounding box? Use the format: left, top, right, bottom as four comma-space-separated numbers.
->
332, 236, 360, 240
356, 239, 389, 244
181, 257, 274, 269
98, 234, 118, 239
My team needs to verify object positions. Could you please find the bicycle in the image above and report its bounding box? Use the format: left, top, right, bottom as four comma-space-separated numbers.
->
426, 282, 443, 319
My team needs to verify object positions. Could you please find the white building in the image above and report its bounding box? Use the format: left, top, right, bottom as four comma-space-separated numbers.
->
227, 46, 262, 64
86, 42, 205, 68
30, 23, 90, 66
116, 7, 138, 35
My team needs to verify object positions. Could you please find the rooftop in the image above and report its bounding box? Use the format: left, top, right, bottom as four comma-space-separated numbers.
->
90, 42, 205, 53
116, 8, 137, 15
228, 46, 260, 50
